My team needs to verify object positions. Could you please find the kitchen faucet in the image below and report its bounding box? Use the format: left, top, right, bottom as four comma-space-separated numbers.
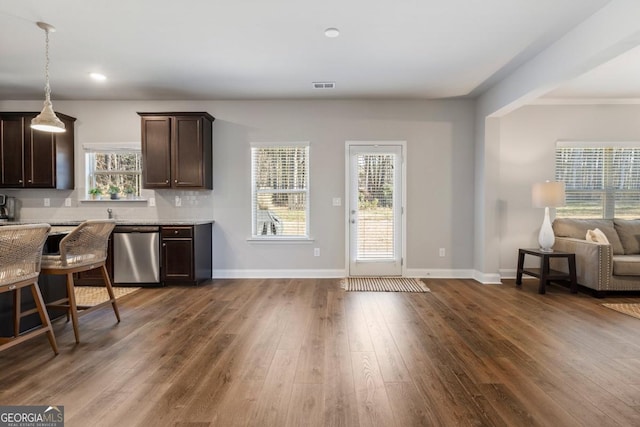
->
107, 208, 113, 219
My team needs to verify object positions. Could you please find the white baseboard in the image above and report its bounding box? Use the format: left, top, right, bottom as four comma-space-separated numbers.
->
213, 269, 347, 279
472, 270, 503, 284
213, 268, 501, 282
405, 268, 476, 279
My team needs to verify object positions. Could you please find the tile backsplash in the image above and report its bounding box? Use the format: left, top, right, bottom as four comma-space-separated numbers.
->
2, 189, 214, 223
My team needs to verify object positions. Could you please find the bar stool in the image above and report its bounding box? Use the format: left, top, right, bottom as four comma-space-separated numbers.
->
41, 220, 118, 343
0, 223, 58, 355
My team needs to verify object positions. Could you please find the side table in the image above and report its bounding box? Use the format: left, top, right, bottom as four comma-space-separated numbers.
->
515, 248, 577, 294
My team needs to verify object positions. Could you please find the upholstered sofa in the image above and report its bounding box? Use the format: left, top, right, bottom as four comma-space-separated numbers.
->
552, 218, 640, 295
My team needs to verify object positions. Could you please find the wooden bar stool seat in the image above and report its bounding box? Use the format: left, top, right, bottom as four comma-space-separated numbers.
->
0, 223, 58, 355
40, 220, 118, 343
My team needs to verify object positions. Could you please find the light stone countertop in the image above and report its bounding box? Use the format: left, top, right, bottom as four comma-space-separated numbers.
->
3, 220, 214, 226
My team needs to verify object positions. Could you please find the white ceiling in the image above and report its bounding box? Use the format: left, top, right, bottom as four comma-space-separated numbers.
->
0, 0, 630, 101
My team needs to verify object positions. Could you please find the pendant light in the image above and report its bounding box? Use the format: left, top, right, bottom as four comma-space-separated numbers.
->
31, 22, 65, 133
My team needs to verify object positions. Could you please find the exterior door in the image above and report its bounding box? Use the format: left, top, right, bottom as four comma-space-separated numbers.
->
348, 143, 404, 276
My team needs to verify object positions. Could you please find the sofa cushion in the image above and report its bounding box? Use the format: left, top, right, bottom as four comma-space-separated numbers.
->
552, 218, 624, 255
614, 219, 640, 254
612, 255, 640, 276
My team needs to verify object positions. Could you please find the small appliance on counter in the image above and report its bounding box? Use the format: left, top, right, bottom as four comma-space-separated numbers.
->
0, 195, 16, 222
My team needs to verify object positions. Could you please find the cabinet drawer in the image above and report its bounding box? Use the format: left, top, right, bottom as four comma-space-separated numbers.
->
161, 227, 193, 238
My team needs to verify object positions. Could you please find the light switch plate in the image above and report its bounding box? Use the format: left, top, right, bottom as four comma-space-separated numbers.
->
64, 198, 71, 207
149, 197, 155, 207
332, 197, 342, 206
44, 198, 50, 207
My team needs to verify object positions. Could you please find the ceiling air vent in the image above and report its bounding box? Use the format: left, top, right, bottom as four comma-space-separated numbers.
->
312, 81, 335, 89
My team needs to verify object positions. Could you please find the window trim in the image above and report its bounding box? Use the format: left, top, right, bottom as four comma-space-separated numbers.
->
250, 142, 310, 240
83, 142, 143, 201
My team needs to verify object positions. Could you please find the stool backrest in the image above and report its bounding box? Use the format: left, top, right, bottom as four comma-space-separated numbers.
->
58, 220, 116, 267
0, 223, 51, 286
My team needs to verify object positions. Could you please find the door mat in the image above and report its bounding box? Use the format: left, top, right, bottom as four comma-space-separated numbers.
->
341, 277, 430, 292
75, 286, 141, 306
602, 303, 640, 320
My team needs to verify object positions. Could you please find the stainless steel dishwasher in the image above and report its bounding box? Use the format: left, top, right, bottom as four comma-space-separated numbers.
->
113, 225, 161, 285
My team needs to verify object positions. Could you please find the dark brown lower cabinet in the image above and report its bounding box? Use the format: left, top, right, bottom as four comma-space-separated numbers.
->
71, 223, 212, 287
161, 223, 212, 285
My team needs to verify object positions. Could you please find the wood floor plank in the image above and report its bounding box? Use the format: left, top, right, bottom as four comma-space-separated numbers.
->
344, 292, 374, 353
358, 293, 410, 383
323, 289, 359, 427
248, 349, 298, 427
285, 383, 325, 427
351, 351, 396, 427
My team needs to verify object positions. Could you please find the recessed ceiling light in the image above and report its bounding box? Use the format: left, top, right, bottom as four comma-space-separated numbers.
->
89, 72, 107, 81
324, 27, 340, 38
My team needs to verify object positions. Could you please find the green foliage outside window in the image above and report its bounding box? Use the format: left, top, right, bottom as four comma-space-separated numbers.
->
86, 151, 141, 199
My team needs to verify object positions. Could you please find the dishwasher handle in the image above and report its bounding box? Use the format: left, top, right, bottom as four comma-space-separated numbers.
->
114, 225, 160, 233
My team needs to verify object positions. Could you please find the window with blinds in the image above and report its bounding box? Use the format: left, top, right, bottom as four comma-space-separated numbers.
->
555, 141, 640, 219
251, 144, 309, 238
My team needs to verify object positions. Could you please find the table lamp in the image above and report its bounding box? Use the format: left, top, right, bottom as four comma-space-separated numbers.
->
532, 181, 565, 252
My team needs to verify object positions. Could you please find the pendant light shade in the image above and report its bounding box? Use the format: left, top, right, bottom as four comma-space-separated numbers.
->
31, 22, 65, 133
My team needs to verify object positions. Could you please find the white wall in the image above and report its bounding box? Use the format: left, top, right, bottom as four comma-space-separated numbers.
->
498, 104, 640, 275
1, 99, 476, 277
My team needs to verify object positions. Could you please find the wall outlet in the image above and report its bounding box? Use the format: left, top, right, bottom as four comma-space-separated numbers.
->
314, 248, 320, 257
175, 196, 182, 207
439, 248, 446, 257
149, 197, 155, 207
64, 198, 72, 207
44, 198, 50, 207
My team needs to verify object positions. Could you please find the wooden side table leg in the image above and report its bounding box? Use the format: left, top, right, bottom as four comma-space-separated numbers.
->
568, 254, 578, 293
538, 254, 549, 294
515, 249, 525, 286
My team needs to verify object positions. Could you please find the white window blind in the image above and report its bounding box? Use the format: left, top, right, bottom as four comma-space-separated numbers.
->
356, 153, 396, 259
251, 144, 309, 238
555, 141, 640, 219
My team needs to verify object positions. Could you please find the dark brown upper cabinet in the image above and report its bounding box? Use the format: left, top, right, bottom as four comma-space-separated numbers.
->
138, 112, 214, 189
0, 112, 75, 189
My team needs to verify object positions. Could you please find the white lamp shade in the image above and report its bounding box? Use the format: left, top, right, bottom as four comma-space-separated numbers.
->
31, 100, 65, 133
532, 181, 565, 208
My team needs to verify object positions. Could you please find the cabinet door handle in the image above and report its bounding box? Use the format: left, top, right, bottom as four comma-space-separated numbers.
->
174, 230, 178, 234
174, 179, 178, 183
162, 243, 166, 247
18, 179, 23, 183
165, 180, 169, 183
27, 180, 31, 183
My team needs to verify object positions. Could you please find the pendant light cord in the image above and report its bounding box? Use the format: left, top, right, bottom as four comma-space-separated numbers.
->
43, 28, 52, 103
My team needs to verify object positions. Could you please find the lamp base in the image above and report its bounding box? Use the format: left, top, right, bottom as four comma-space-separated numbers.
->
538, 207, 555, 252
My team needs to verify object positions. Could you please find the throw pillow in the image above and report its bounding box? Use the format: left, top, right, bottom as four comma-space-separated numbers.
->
586, 228, 610, 244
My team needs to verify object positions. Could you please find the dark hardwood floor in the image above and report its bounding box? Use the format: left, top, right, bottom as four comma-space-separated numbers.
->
1, 278, 639, 426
